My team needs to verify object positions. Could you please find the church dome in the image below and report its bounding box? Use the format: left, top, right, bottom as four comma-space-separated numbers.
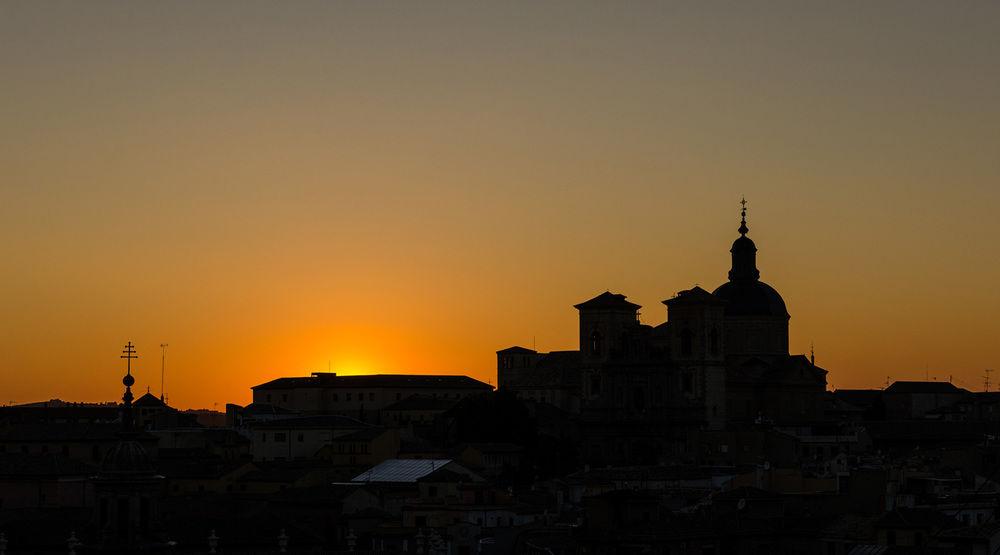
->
100, 440, 154, 477
712, 280, 789, 318
714, 199, 790, 319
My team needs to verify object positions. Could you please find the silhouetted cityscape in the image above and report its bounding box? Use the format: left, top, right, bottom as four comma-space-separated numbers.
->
2, 207, 999, 554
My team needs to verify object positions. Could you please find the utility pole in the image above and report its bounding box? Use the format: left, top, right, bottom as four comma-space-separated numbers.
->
160, 343, 169, 402
986, 369, 994, 393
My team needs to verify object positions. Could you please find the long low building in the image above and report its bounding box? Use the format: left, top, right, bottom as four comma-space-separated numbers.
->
250, 372, 492, 423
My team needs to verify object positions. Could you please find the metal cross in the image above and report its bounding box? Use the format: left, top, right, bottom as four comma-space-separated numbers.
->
120, 341, 138, 376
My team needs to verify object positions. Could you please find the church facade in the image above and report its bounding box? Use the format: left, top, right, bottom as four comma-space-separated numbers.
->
497, 205, 827, 464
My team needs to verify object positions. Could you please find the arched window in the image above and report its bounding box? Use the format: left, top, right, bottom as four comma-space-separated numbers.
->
590, 330, 603, 355
680, 329, 693, 356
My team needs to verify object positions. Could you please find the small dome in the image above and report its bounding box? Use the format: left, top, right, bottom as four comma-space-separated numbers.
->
100, 440, 154, 476
731, 235, 756, 252
713, 280, 789, 318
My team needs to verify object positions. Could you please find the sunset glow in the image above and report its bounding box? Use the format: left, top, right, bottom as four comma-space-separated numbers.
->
2, 2, 999, 409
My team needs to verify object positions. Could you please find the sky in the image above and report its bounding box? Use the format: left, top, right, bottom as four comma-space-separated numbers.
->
1, 1, 999, 409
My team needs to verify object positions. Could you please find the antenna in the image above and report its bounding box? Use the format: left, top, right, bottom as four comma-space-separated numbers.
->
160, 343, 169, 402
810, 342, 815, 366
985, 369, 994, 392
884, 375, 892, 389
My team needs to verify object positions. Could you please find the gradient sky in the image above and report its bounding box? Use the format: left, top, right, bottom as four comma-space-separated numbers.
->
2, 2, 999, 409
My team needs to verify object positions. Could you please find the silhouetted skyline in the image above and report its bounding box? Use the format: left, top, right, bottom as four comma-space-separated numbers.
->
2, 2, 999, 408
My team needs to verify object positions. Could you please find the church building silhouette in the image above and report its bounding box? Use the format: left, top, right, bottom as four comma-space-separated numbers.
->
497, 201, 827, 465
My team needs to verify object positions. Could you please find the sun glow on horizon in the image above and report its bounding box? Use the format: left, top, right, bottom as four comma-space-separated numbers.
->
1, 3, 999, 409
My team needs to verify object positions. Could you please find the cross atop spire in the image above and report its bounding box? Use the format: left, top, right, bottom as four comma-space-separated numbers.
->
119, 342, 137, 431
121, 341, 138, 379
738, 197, 749, 236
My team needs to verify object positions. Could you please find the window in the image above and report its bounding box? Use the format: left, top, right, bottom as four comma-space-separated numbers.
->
396, 393, 402, 401
682, 373, 693, 394
681, 329, 694, 356
297, 434, 304, 442
710, 327, 720, 355
590, 330, 603, 355
261, 433, 267, 443
332, 393, 338, 401
266, 394, 272, 402
281, 394, 288, 402
369, 393, 375, 401
274, 433, 287, 442
347, 393, 352, 401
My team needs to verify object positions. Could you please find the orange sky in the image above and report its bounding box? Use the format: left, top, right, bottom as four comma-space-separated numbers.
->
2, 2, 999, 409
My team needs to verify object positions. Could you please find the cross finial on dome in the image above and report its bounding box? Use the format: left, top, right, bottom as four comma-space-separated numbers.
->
738, 197, 749, 236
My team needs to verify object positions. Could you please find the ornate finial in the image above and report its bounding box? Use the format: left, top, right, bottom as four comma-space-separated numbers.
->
738, 197, 749, 236
121, 342, 137, 386
119, 342, 138, 431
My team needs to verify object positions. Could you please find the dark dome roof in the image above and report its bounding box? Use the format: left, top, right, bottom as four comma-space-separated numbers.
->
731, 235, 756, 252
712, 280, 789, 318
100, 440, 154, 476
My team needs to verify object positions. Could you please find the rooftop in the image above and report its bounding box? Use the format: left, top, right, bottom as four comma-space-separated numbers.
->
253, 373, 492, 391
885, 381, 968, 395
573, 291, 641, 312
352, 458, 457, 483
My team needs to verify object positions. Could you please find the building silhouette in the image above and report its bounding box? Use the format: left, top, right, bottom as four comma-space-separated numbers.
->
497, 203, 827, 464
